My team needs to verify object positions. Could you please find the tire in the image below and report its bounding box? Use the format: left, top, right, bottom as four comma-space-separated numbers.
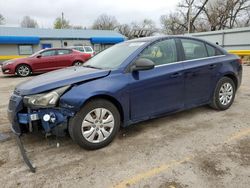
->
73, 61, 83, 66
69, 99, 120, 150
16, 64, 31, 77
210, 77, 236, 110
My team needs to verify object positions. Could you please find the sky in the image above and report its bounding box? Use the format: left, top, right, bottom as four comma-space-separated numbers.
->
0, 0, 178, 28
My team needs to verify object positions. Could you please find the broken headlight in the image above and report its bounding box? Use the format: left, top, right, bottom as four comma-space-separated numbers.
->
24, 85, 70, 108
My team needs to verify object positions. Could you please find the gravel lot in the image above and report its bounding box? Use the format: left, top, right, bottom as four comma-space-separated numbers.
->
0, 66, 250, 188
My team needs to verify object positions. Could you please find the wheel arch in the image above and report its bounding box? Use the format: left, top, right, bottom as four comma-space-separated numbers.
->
15, 63, 32, 73
223, 73, 238, 89
82, 94, 124, 124
72, 59, 84, 66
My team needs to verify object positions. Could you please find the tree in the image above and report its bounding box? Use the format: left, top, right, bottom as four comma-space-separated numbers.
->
92, 14, 118, 30
237, 8, 250, 27
178, 0, 209, 33
160, 0, 250, 34
115, 24, 131, 38
130, 19, 158, 36
0, 14, 5, 25
54, 17, 71, 29
160, 12, 187, 34
160, 0, 209, 34
20, 16, 38, 28
72, 25, 83, 29
203, 0, 250, 30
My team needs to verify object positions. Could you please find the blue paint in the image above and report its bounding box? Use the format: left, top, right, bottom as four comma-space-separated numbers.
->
17, 108, 74, 133
9, 36, 242, 135
0, 36, 40, 44
41, 43, 52, 49
18, 113, 29, 124
90, 37, 124, 44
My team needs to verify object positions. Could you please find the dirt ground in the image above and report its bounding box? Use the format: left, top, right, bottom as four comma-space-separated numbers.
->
0, 66, 250, 188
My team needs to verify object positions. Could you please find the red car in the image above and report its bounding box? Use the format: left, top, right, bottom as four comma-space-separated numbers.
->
1, 48, 91, 77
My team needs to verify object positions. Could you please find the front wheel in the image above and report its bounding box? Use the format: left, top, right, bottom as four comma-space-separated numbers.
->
210, 77, 236, 110
69, 99, 120, 150
16, 64, 31, 77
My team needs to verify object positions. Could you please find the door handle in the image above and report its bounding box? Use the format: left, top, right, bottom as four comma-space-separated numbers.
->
170, 72, 182, 78
209, 64, 217, 69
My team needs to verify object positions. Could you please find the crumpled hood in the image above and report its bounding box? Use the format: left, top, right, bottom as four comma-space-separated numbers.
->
16, 66, 110, 95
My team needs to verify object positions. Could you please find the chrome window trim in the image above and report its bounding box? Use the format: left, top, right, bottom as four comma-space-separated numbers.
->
155, 55, 226, 68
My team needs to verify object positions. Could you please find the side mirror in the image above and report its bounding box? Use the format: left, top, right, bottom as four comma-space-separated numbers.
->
131, 58, 155, 72
36, 54, 42, 58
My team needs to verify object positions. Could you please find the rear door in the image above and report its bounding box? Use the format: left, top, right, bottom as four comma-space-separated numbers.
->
129, 38, 185, 121
54, 49, 73, 68
179, 38, 220, 107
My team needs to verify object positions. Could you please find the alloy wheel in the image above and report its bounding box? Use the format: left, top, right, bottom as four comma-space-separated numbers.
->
81, 108, 115, 143
17, 65, 30, 77
219, 82, 233, 105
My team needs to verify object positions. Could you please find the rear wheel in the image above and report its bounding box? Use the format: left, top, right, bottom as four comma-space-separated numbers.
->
69, 99, 120, 149
210, 77, 236, 110
16, 64, 31, 77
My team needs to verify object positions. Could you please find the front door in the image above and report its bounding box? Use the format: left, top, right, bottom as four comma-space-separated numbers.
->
129, 39, 184, 121
32, 49, 57, 72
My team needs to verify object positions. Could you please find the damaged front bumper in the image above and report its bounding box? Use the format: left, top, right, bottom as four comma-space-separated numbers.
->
8, 92, 75, 172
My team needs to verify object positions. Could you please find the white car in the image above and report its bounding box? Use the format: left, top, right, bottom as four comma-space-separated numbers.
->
69, 46, 95, 57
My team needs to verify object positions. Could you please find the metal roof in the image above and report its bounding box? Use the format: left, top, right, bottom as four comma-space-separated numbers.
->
188, 26, 250, 36
0, 26, 125, 40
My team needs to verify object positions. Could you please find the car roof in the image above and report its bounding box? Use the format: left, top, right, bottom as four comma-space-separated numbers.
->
68, 46, 83, 48
68, 46, 93, 49
126, 35, 213, 42
43, 47, 72, 50
125, 35, 227, 53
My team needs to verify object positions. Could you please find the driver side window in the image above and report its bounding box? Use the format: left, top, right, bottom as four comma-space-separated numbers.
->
139, 39, 177, 66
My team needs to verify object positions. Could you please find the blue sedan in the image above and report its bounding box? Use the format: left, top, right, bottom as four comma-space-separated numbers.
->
9, 36, 242, 151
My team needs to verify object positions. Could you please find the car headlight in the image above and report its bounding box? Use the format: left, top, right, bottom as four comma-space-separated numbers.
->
24, 85, 70, 108
3, 61, 13, 66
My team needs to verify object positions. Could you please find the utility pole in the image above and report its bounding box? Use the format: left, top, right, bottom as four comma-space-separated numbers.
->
187, 0, 192, 34
61, 12, 64, 29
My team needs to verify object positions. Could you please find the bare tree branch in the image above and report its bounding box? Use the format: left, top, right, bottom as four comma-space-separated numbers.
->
21, 16, 38, 28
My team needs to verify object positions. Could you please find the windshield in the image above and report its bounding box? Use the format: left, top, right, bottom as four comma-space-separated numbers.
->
84, 42, 145, 69
29, 49, 44, 57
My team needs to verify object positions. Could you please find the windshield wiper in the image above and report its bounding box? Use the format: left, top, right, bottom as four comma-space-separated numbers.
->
83, 65, 102, 69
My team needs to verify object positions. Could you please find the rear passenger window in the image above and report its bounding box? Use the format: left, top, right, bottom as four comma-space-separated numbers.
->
181, 39, 208, 60
206, 44, 223, 56
57, 49, 71, 55
139, 39, 177, 66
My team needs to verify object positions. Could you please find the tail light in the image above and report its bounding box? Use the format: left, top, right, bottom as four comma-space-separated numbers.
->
237, 59, 243, 64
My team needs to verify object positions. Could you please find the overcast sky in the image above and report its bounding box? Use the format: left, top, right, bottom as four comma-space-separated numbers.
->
0, 0, 178, 28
